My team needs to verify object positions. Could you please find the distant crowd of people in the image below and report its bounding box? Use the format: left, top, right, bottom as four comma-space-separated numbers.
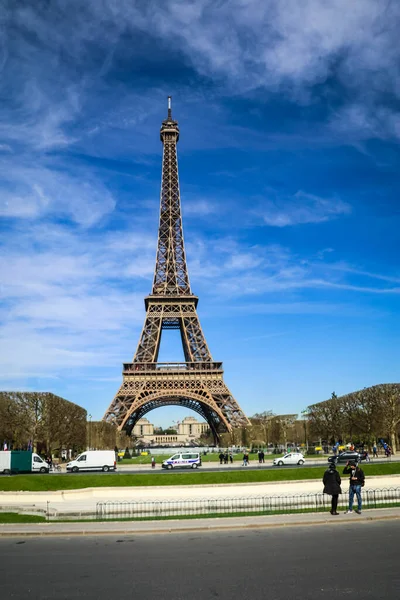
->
218, 449, 267, 466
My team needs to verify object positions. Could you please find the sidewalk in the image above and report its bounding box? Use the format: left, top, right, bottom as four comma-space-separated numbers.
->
1, 475, 400, 517
1, 507, 400, 537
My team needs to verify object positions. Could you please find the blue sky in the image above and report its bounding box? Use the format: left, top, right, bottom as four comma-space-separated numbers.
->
1, 1, 399, 427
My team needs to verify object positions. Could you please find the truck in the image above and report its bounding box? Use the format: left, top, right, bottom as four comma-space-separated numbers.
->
0, 451, 50, 474
66, 450, 117, 473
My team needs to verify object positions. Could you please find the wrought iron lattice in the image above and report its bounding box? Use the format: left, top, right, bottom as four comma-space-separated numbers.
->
103, 98, 249, 443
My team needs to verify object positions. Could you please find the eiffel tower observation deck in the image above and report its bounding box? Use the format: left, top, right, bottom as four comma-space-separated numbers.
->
103, 98, 249, 444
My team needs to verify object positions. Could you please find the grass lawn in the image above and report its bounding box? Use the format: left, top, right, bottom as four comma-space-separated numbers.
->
0, 462, 399, 492
0, 512, 46, 523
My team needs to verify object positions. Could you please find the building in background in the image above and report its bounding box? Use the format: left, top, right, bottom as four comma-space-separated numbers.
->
133, 416, 209, 446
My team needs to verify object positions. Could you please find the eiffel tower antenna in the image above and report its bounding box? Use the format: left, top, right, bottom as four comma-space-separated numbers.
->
103, 98, 249, 444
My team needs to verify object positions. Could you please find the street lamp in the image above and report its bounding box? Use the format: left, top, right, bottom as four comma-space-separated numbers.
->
301, 410, 308, 452
88, 414, 92, 450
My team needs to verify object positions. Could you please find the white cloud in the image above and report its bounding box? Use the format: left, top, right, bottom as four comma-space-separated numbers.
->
0, 164, 116, 226
2, 0, 398, 148
260, 191, 351, 227
183, 199, 219, 216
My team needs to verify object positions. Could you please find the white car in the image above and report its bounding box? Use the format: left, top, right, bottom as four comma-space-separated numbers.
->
273, 453, 305, 466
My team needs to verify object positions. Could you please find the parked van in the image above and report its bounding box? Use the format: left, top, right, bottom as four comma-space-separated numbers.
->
66, 450, 116, 473
0, 451, 50, 474
162, 452, 201, 470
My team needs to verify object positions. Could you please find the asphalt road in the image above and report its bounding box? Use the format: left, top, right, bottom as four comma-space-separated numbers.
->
55, 455, 399, 475
0, 520, 399, 599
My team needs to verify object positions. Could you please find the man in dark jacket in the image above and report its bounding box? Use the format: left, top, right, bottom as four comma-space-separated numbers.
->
323, 461, 342, 515
343, 461, 365, 514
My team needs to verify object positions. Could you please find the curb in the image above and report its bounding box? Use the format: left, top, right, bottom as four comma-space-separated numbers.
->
1, 510, 400, 538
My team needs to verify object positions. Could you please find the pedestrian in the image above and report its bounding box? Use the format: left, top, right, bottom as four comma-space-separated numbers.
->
229, 452, 233, 464
151, 456, 156, 469
242, 452, 248, 466
224, 452, 228, 465
323, 460, 342, 515
343, 461, 365, 515
372, 444, 378, 458
219, 451, 224, 465
260, 449, 265, 464
258, 450, 262, 464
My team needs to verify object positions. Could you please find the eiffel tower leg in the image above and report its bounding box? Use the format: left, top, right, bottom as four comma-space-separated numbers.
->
133, 314, 162, 363
103, 380, 146, 429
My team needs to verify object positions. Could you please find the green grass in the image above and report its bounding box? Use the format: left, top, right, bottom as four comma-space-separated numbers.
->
0, 462, 399, 492
0, 512, 46, 523
4, 500, 400, 525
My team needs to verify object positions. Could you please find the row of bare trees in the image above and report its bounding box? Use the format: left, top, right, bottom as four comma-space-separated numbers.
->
0, 391, 87, 455
219, 412, 300, 448
305, 384, 400, 452
88, 421, 134, 451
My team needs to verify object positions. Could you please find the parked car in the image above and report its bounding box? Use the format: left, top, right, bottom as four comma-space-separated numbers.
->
335, 450, 361, 464
273, 453, 305, 466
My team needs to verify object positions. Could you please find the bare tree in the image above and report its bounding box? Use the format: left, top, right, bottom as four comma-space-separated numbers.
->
250, 410, 275, 445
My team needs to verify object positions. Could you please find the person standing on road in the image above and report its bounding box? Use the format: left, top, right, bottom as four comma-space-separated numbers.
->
343, 461, 365, 515
229, 452, 233, 464
219, 452, 224, 465
373, 444, 378, 458
323, 461, 342, 515
260, 449, 265, 463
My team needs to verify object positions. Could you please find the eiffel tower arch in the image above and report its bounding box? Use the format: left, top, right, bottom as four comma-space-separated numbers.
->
103, 98, 249, 444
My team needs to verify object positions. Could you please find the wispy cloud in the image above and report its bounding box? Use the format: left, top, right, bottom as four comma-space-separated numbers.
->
257, 191, 351, 227
0, 163, 116, 226
183, 199, 219, 216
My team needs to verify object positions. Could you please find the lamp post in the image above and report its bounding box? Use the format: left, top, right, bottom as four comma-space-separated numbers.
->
88, 414, 92, 450
301, 410, 309, 452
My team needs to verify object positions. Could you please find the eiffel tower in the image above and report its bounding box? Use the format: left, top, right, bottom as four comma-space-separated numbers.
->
103, 98, 249, 444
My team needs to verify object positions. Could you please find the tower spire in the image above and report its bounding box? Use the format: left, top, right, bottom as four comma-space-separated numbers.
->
168, 95, 172, 119
154, 97, 188, 295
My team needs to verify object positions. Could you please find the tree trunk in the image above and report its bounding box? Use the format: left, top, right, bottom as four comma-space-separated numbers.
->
390, 431, 397, 454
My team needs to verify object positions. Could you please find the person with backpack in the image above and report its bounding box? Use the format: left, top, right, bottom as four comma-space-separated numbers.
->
323, 460, 342, 515
343, 461, 365, 514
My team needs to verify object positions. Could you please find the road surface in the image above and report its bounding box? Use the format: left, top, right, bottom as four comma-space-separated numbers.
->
0, 520, 398, 599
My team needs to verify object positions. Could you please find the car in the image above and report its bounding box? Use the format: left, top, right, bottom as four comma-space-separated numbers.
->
161, 452, 202, 470
334, 450, 361, 464
273, 453, 305, 466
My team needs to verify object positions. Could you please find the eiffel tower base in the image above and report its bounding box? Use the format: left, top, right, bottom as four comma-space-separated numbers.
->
104, 362, 248, 445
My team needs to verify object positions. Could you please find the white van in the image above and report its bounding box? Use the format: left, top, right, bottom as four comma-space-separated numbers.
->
66, 450, 116, 473
162, 452, 202, 470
